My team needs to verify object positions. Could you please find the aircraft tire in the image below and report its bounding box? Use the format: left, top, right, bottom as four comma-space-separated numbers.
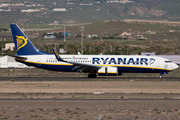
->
88, 74, 91, 78
88, 74, 97, 78
93, 74, 97, 78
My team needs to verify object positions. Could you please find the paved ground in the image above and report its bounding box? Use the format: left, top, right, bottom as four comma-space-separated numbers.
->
0, 81, 180, 93
0, 77, 180, 81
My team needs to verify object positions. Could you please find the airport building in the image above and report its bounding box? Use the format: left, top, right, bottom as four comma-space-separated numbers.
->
2, 43, 15, 51
0, 55, 31, 68
53, 8, 67, 12
141, 52, 180, 65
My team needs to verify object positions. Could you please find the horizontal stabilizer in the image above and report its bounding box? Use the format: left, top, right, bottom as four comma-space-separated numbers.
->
6, 54, 27, 60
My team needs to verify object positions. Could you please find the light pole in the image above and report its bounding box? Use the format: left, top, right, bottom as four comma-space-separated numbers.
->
79, 26, 84, 55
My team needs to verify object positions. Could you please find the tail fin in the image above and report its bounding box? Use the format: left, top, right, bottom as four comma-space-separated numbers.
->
10, 24, 47, 55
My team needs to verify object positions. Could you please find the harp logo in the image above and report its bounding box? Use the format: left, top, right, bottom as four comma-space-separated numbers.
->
16, 35, 28, 51
150, 58, 155, 65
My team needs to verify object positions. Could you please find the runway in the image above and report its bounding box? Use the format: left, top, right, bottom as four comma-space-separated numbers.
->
0, 98, 179, 101
0, 77, 179, 81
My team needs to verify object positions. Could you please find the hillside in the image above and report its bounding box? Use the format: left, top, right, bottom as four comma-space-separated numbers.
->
1, 21, 180, 56
134, 0, 180, 20
0, 0, 180, 24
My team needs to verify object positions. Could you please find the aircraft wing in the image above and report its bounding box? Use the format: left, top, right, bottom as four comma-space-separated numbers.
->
53, 49, 102, 72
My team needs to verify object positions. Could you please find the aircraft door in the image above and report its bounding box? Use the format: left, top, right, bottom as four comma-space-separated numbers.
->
105, 67, 108, 75
156, 60, 159, 67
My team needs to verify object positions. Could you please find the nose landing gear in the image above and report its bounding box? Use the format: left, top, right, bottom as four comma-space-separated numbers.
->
160, 72, 169, 78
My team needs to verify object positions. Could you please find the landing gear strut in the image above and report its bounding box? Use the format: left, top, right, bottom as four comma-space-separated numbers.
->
159, 72, 169, 79
160, 73, 163, 79
88, 73, 97, 78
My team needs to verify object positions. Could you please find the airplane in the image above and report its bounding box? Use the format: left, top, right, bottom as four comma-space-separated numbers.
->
10, 24, 179, 78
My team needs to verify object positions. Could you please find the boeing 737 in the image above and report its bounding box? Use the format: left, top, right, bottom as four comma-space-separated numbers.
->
10, 24, 179, 78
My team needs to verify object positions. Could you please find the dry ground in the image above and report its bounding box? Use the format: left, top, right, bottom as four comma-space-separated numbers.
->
0, 100, 180, 120
0, 81, 180, 94
0, 81, 179, 119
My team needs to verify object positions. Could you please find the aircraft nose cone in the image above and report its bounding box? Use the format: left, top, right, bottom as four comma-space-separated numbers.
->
173, 63, 179, 70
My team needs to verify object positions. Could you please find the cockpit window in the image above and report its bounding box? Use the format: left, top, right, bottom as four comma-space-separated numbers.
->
165, 61, 172, 63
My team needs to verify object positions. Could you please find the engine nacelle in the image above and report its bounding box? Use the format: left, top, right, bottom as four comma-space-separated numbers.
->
98, 66, 118, 76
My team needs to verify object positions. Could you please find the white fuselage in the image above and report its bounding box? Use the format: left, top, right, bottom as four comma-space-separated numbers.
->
16, 54, 179, 74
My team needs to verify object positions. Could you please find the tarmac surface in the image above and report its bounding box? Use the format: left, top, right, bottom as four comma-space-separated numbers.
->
0, 77, 179, 81
0, 98, 179, 101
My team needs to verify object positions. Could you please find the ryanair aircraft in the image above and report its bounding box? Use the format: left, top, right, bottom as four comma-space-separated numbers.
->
10, 24, 178, 78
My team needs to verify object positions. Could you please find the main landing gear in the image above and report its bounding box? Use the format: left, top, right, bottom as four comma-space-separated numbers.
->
88, 73, 97, 78
159, 73, 162, 79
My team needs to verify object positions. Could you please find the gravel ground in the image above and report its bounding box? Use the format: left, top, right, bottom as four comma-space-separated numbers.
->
0, 100, 180, 119
0, 81, 179, 119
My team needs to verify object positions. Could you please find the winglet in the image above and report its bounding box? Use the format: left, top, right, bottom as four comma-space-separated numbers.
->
53, 49, 62, 61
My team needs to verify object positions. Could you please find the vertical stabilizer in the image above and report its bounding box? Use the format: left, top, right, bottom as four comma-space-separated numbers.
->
10, 24, 47, 55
